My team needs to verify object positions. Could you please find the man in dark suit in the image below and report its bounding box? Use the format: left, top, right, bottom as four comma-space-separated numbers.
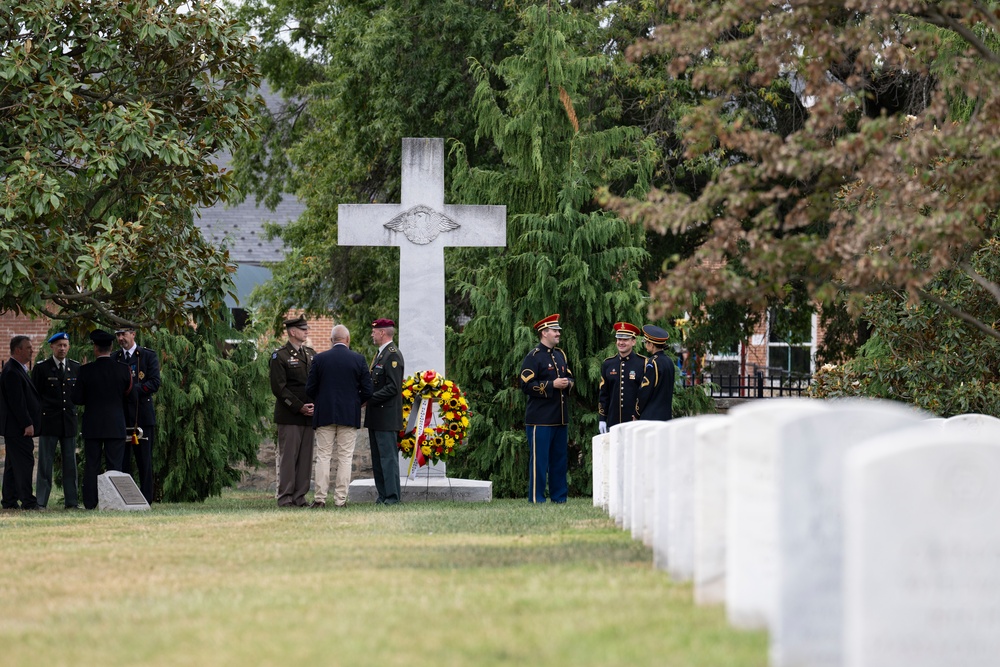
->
31, 332, 81, 509
637, 325, 675, 421
364, 318, 404, 505
1, 335, 42, 510
305, 324, 373, 508
113, 326, 161, 504
72, 329, 133, 510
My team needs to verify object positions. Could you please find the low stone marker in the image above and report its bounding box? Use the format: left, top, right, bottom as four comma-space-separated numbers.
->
844, 426, 1000, 667
693, 416, 731, 606
98, 471, 150, 511
772, 400, 924, 667
726, 398, 826, 630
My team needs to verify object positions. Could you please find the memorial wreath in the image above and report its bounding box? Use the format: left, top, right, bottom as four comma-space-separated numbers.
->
398, 370, 470, 468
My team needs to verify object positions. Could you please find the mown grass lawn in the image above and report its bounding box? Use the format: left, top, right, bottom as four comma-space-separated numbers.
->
0, 493, 765, 667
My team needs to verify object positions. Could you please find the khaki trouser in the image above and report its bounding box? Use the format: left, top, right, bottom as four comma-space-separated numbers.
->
313, 424, 357, 505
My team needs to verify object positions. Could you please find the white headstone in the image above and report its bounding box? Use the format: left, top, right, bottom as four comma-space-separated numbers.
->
631, 423, 673, 545
772, 400, 924, 667
651, 422, 676, 571
666, 417, 715, 581
629, 428, 648, 540
592, 433, 610, 509
726, 398, 827, 630
693, 416, 731, 606
623, 423, 659, 531
944, 413, 1000, 435
650, 418, 699, 574
844, 428, 1000, 667
608, 423, 625, 522
637, 425, 664, 547
338, 138, 506, 478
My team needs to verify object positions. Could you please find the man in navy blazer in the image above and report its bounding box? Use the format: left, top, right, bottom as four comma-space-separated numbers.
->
72, 329, 133, 510
305, 324, 373, 508
1, 335, 42, 510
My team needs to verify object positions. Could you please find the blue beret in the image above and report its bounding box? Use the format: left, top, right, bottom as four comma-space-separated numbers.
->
48, 332, 69, 344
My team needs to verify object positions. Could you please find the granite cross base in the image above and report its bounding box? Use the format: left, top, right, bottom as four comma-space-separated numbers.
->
348, 476, 492, 503
97, 471, 150, 511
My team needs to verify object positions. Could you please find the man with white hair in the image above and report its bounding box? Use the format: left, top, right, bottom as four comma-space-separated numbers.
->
305, 325, 373, 508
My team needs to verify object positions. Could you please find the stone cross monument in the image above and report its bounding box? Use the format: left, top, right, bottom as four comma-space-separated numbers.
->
339, 137, 506, 483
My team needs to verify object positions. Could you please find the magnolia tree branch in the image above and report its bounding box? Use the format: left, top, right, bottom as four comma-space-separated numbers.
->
42, 291, 149, 328
918, 289, 1000, 343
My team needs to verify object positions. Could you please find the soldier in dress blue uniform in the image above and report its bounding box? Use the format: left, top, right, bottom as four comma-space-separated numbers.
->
637, 325, 675, 421
598, 322, 646, 434
30, 332, 81, 509
519, 314, 574, 504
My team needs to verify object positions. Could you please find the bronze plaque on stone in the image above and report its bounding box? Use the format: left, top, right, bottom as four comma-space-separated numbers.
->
110, 475, 148, 505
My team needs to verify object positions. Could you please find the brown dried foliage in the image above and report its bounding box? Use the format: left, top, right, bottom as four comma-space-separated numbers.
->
609, 0, 1000, 336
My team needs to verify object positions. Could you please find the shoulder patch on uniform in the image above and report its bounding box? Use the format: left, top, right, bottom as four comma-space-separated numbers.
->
387, 344, 397, 352
520, 369, 535, 382
391, 361, 398, 368
272, 352, 278, 359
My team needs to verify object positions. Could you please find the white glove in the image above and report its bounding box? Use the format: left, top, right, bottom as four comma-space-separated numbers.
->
599, 421, 607, 435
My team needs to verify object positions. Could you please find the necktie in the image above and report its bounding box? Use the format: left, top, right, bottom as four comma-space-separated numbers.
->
58, 361, 64, 375
125, 351, 132, 363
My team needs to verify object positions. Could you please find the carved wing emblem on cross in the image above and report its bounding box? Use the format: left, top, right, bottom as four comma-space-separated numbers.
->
384, 205, 460, 244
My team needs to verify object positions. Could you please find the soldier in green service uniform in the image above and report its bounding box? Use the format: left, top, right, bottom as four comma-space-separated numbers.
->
269, 316, 316, 507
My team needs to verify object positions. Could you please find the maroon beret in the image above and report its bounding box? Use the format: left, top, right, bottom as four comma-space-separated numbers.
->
372, 318, 396, 328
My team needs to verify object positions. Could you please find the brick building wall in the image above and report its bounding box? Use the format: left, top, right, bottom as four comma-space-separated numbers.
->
0, 311, 54, 365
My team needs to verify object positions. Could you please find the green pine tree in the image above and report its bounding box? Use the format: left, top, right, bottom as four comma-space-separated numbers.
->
446, 3, 657, 497
150, 319, 273, 502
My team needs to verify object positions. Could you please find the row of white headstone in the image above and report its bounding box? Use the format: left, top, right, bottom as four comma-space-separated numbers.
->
592, 398, 1000, 667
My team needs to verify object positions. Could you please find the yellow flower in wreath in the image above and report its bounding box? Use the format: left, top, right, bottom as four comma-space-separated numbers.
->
396, 369, 471, 464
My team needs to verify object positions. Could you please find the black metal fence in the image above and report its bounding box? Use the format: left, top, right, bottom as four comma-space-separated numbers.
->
683, 371, 813, 398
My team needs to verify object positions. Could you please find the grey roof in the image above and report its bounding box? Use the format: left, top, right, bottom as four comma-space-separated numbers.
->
195, 83, 304, 265
195, 194, 303, 265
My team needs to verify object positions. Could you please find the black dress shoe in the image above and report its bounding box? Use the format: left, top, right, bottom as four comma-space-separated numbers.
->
309, 501, 325, 508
